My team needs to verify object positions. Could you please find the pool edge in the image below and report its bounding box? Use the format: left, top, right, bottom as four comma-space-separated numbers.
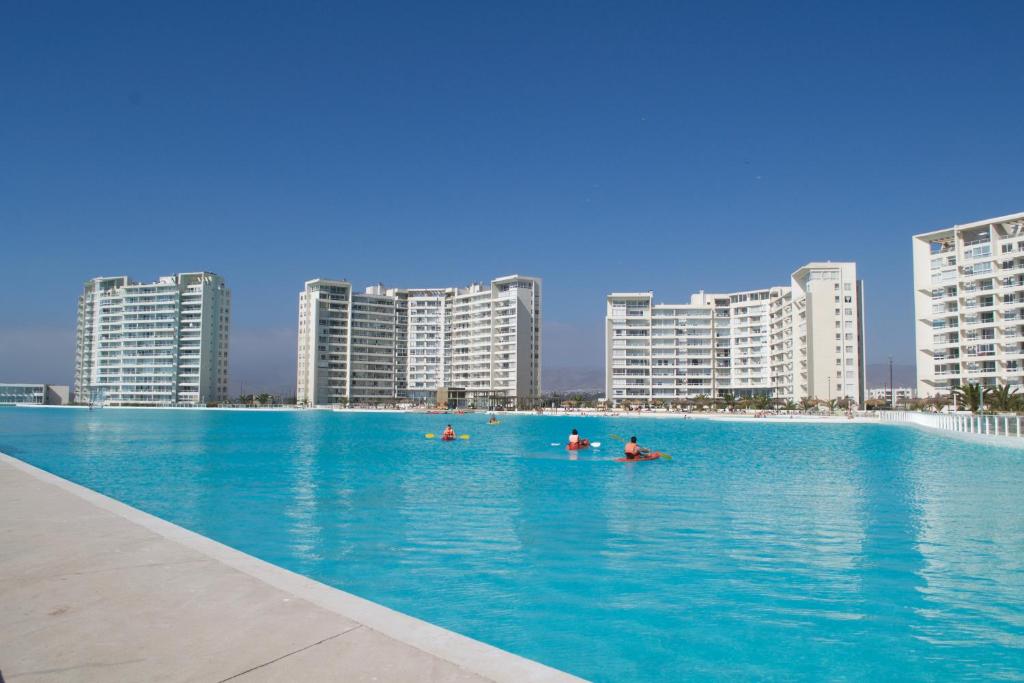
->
0, 450, 585, 683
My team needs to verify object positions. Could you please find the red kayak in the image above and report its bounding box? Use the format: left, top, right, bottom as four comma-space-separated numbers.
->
567, 439, 590, 451
441, 435, 455, 441
614, 452, 663, 462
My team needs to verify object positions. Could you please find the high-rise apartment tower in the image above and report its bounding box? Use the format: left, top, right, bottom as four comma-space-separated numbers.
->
75, 272, 230, 406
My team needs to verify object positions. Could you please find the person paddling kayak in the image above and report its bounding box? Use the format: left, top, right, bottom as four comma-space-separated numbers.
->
567, 428, 590, 450
624, 435, 649, 460
441, 425, 456, 441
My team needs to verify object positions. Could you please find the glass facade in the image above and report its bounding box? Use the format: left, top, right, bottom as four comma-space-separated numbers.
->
0, 384, 46, 405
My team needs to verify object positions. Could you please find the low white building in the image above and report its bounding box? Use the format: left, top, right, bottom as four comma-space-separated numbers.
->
297, 275, 541, 406
0, 383, 70, 405
867, 386, 917, 403
606, 262, 866, 406
74, 273, 231, 406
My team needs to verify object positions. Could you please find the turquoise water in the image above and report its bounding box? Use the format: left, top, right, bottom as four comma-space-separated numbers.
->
2, 407, 1023, 681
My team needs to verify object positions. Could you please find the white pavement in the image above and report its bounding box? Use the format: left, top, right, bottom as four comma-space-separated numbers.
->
0, 453, 583, 683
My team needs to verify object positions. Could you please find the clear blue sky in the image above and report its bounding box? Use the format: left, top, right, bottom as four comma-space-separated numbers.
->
2, 1, 1022, 394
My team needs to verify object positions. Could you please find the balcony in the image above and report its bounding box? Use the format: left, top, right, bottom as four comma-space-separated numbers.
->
962, 316, 995, 328
963, 245, 992, 261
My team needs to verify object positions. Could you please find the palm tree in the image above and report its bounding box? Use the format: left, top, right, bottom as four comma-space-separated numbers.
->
256, 392, 271, 406
987, 384, 1019, 412
752, 395, 771, 410
927, 395, 950, 413
953, 383, 989, 413
719, 392, 737, 411
783, 400, 798, 412
825, 398, 838, 414
799, 397, 818, 412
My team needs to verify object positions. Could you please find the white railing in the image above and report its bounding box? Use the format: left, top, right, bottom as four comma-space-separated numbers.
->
880, 410, 1024, 437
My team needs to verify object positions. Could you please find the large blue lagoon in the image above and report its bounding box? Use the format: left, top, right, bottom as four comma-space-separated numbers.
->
2, 407, 1022, 680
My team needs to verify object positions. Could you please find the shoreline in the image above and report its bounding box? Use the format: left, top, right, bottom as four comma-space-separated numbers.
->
507, 410, 879, 424
3, 403, 881, 423
0, 403, 917, 425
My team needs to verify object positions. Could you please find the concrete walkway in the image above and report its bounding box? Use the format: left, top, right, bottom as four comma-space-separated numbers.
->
0, 454, 583, 682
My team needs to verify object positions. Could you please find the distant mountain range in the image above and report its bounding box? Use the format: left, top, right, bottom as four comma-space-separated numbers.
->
543, 367, 604, 393
543, 363, 918, 394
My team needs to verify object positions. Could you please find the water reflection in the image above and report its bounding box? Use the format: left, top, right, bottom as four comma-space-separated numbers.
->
282, 413, 328, 566
904, 429, 1024, 665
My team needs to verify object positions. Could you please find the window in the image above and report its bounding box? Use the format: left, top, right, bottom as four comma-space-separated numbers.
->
845, 308, 853, 315
844, 296, 852, 303
843, 283, 851, 291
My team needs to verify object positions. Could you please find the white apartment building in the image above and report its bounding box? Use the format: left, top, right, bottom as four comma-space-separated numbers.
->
297, 275, 541, 406
867, 386, 917, 403
606, 262, 866, 406
74, 273, 230, 406
913, 211, 1024, 397
403, 288, 454, 398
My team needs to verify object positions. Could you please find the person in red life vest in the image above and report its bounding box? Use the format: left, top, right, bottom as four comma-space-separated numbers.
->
624, 435, 649, 460
568, 428, 589, 449
442, 425, 456, 440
